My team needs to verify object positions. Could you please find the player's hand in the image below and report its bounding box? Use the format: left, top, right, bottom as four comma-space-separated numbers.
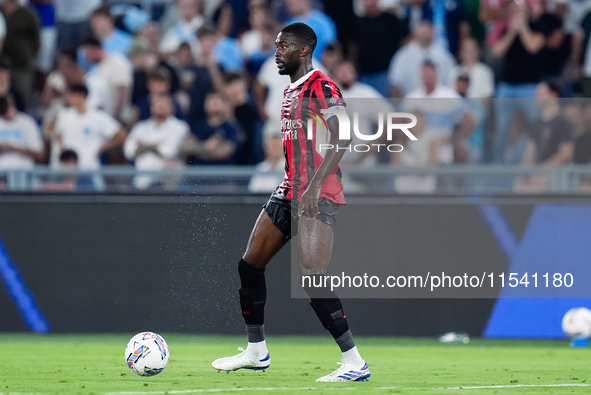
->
298, 184, 321, 219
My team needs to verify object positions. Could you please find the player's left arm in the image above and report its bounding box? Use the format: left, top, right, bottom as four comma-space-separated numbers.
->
298, 113, 351, 218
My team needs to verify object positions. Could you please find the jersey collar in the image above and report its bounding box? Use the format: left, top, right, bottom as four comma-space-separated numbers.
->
289, 68, 318, 90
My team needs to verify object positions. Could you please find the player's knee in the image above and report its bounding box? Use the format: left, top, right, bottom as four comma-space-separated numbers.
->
241, 252, 270, 269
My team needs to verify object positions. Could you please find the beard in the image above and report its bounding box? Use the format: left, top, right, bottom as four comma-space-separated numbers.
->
278, 60, 299, 76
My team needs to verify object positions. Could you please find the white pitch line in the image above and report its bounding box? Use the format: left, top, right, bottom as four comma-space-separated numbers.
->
104, 383, 591, 395
3, 383, 589, 395
103, 388, 356, 395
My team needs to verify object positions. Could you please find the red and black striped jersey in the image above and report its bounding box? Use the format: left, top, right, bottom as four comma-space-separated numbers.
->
275, 69, 346, 204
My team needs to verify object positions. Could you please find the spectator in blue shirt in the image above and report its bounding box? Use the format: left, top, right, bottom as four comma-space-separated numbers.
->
135, 67, 184, 123
90, 6, 133, 57
78, 6, 133, 72
284, 0, 337, 59
185, 92, 244, 165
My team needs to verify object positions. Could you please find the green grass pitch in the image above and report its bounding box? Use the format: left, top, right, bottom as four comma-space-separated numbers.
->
0, 334, 589, 394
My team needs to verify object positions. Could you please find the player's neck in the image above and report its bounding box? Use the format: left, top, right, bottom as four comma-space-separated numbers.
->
289, 62, 314, 83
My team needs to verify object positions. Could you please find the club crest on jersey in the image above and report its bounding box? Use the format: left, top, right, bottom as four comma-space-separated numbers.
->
292, 96, 299, 109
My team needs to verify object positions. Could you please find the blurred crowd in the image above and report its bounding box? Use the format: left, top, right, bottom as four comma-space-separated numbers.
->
0, 0, 590, 191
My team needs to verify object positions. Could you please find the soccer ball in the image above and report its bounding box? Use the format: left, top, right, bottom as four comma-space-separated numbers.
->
562, 307, 591, 339
125, 332, 169, 376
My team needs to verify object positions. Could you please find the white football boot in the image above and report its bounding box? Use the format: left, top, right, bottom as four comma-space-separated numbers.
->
316, 361, 370, 382
212, 347, 270, 373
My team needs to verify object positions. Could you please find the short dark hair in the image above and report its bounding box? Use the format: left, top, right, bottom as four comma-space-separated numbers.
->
67, 83, 89, 97
178, 41, 192, 51
58, 50, 78, 64
281, 22, 317, 53
91, 5, 111, 18
59, 149, 79, 162
83, 37, 103, 49
148, 67, 171, 83
224, 72, 245, 84
196, 24, 217, 39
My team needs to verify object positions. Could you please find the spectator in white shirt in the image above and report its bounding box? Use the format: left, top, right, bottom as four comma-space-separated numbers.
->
405, 61, 476, 163
53, 83, 126, 171
82, 38, 133, 123
41, 51, 110, 127
388, 20, 456, 98
407, 60, 462, 99
124, 94, 189, 190
333, 61, 393, 166
447, 38, 495, 99
0, 95, 43, 169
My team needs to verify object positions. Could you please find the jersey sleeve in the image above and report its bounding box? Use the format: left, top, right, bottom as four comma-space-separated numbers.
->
312, 79, 346, 121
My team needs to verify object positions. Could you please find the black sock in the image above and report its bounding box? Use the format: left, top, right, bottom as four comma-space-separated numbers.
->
238, 259, 266, 340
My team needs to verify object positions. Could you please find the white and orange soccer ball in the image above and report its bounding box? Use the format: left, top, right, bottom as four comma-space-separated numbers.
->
125, 332, 169, 376
562, 307, 591, 339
